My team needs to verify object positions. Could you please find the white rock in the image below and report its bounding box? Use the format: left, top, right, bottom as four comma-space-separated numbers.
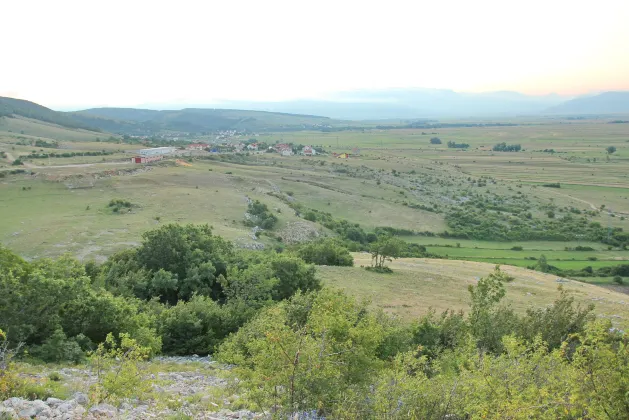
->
72, 392, 89, 406
0, 406, 17, 419
89, 403, 118, 417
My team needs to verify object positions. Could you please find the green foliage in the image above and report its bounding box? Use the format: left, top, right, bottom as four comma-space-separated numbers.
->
217, 289, 387, 416
296, 239, 354, 266
518, 287, 594, 349
89, 333, 153, 404
0, 329, 22, 401
429, 137, 441, 144
447, 141, 469, 149
244, 200, 278, 229
30, 328, 84, 364
0, 246, 160, 361
158, 296, 221, 355
492, 142, 521, 152
107, 198, 133, 213
607, 145, 617, 154
445, 196, 619, 242
542, 182, 561, 188
467, 266, 518, 352
132, 223, 233, 303
370, 236, 404, 269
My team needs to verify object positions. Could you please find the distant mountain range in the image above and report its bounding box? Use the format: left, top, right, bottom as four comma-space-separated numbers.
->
2, 90, 629, 135
210, 89, 572, 120
544, 91, 629, 115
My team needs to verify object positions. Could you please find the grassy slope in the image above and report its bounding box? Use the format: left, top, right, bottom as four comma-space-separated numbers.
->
319, 254, 629, 330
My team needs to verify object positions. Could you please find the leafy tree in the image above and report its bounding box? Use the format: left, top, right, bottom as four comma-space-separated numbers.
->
467, 266, 517, 352
429, 137, 441, 144
607, 146, 617, 154
370, 236, 403, 269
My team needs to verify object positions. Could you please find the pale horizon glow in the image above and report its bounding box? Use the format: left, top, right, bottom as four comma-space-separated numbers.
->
2, 0, 629, 110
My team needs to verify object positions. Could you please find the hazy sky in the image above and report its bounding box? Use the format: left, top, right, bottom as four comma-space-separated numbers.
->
2, 0, 629, 109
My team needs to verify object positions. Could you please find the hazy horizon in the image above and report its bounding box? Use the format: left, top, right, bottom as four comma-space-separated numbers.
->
2, 0, 629, 110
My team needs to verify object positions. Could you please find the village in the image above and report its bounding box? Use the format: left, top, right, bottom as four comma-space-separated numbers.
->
129, 140, 358, 163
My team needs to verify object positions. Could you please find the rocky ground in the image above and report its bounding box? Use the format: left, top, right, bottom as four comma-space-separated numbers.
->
0, 357, 263, 420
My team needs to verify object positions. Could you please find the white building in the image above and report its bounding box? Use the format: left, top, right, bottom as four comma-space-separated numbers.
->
138, 147, 176, 156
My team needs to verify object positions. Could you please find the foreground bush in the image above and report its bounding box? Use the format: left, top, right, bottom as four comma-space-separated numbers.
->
216, 268, 616, 418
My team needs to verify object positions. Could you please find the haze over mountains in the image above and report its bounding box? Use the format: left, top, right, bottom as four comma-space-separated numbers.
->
2, 89, 629, 136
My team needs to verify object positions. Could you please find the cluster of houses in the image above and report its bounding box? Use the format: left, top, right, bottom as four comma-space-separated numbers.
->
272, 144, 317, 156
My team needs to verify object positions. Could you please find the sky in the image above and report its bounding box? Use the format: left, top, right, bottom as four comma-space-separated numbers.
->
2, 0, 629, 109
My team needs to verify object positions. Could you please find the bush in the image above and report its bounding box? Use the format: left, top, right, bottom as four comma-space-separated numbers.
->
89, 333, 153, 404
244, 200, 278, 230
0, 329, 23, 400
613, 276, 623, 285
492, 142, 521, 152
158, 296, 229, 355
30, 329, 84, 364
429, 137, 441, 144
511, 246, 523, 251
296, 239, 354, 266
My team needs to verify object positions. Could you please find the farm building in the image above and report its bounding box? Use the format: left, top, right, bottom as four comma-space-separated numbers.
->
302, 146, 316, 156
139, 147, 176, 156
131, 155, 163, 164
187, 143, 209, 151
247, 143, 259, 151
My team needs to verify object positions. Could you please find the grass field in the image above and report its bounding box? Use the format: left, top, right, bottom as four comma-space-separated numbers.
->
2, 115, 629, 288
319, 255, 629, 330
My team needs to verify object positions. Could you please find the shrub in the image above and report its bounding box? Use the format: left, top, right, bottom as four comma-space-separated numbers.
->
429, 137, 441, 144
613, 276, 623, 285
492, 142, 521, 152
88, 333, 153, 404
244, 200, 278, 230
158, 296, 227, 355
511, 246, 523, 251
0, 329, 23, 400
296, 239, 354, 266
30, 328, 84, 364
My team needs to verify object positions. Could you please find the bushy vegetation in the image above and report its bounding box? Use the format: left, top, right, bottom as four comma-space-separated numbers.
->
108, 198, 133, 213
244, 200, 278, 229
492, 142, 521, 152
429, 137, 441, 144
214, 267, 629, 418
2, 223, 629, 417
447, 141, 469, 149
0, 224, 322, 361
444, 194, 626, 245
543, 182, 561, 188
295, 238, 354, 266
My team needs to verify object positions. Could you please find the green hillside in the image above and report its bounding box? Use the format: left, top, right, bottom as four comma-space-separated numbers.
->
0, 96, 98, 131
72, 107, 340, 134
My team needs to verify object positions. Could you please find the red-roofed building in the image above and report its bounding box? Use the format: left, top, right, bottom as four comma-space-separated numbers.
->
302, 146, 316, 156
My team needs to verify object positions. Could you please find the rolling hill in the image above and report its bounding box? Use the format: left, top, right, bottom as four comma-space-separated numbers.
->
71, 107, 340, 134
545, 91, 629, 115
1, 96, 344, 135
0, 96, 99, 131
